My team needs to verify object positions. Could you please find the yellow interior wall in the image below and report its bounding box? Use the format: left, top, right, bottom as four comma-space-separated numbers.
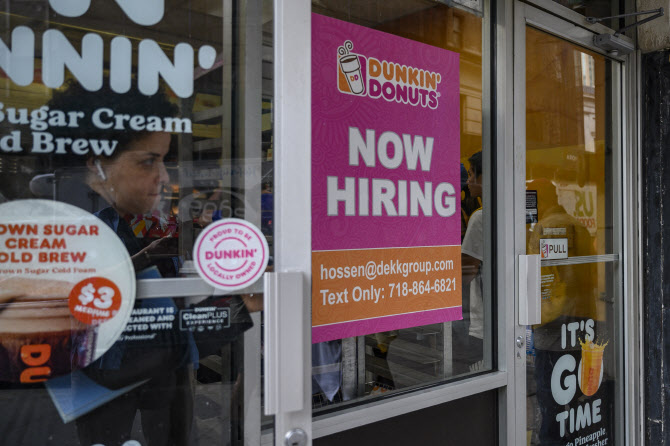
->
375, 5, 483, 168
526, 27, 611, 320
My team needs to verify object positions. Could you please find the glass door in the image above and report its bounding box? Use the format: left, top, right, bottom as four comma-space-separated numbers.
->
514, 3, 626, 445
0, 0, 313, 445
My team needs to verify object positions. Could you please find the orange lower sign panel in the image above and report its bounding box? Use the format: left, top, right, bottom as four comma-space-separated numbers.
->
312, 245, 462, 343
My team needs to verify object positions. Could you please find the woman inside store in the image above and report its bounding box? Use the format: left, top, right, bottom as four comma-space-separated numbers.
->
47, 80, 196, 446
0, 76, 260, 446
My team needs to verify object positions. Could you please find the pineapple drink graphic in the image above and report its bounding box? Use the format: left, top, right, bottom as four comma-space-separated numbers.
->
578, 339, 608, 396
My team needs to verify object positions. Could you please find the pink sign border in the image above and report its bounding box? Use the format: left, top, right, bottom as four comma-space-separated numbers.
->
313, 306, 463, 344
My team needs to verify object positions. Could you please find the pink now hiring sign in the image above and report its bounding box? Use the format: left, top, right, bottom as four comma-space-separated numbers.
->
311, 13, 463, 343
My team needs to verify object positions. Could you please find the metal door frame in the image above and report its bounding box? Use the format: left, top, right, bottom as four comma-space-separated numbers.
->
264, 0, 313, 445
510, 1, 642, 444
269, 1, 516, 444
265, 0, 642, 444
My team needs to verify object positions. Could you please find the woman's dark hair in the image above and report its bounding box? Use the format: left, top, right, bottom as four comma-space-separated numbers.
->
47, 79, 179, 166
468, 151, 482, 178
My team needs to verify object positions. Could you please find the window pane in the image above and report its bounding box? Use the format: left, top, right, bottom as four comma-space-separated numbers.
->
310, 1, 491, 412
525, 27, 614, 255
0, 1, 270, 444
525, 27, 620, 445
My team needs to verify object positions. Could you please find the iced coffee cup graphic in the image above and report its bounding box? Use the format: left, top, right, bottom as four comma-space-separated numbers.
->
578, 339, 608, 396
338, 40, 365, 95
0, 277, 97, 383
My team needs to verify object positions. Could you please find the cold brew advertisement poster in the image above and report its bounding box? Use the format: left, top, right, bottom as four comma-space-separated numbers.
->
312, 14, 462, 342
528, 318, 614, 445
0, 200, 135, 383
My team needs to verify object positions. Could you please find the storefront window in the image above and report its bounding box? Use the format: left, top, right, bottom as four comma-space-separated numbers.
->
0, 1, 270, 444
310, 1, 490, 412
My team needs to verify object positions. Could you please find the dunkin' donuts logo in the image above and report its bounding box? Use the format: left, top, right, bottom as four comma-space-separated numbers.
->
193, 219, 269, 291
1, 0, 216, 98
541, 240, 549, 258
20, 344, 52, 383
336, 40, 442, 109
337, 41, 367, 96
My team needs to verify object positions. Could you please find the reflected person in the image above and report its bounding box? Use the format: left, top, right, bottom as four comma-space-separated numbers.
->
460, 151, 484, 372
526, 178, 596, 445
48, 80, 195, 446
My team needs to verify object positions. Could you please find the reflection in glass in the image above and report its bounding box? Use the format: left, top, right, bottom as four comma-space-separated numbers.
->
525, 27, 613, 255
0, 1, 271, 444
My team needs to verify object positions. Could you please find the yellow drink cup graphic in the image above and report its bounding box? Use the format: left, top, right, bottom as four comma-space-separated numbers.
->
579, 340, 607, 396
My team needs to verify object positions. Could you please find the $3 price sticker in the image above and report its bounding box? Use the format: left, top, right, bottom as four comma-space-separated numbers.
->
69, 277, 122, 325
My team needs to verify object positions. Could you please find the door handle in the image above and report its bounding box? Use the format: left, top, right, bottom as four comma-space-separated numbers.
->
264, 271, 304, 415
519, 254, 541, 325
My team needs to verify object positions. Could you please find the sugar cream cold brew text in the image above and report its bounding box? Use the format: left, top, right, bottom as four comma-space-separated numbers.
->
327, 127, 456, 217
0, 224, 96, 263
0, 103, 192, 155
0, 224, 99, 236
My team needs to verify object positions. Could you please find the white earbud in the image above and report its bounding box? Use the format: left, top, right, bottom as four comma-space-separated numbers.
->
94, 159, 107, 181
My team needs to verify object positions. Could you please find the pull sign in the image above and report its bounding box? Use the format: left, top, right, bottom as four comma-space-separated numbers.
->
539, 238, 568, 260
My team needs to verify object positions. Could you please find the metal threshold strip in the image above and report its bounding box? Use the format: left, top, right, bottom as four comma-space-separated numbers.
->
541, 254, 619, 267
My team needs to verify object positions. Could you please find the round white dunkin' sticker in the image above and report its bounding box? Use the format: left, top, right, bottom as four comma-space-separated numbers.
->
0, 200, 135, 383
194, 218, 269, 291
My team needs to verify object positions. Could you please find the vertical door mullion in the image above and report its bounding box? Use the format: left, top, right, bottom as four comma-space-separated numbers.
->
625, 50, 644, 446
512, 2, 529, 444
273, 0, 312, 444
498, 0, 521, 445
610, 59, 626, 446
240, 0, 264, 441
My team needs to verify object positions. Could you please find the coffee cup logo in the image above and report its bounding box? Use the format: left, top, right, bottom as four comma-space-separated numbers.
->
337, 40, 366, 95
541, 240, 548, 258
